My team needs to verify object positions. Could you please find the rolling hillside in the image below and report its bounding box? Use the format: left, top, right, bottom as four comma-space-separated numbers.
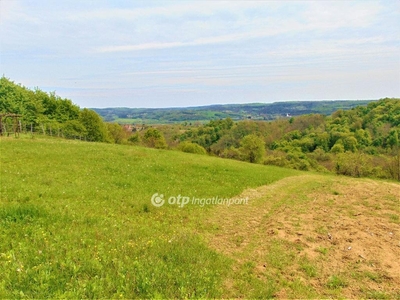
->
0, 136, 399, 298
92, 100, 375, 124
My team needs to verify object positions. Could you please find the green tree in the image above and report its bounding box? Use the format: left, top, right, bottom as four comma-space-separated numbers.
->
106, 123, 125, 144
341, 134, 358, 152
143, 128, 167, 149
79, 108, 109, 142
387, 129, 399, 148
354, 129, 372, 147
240, 134, 265, 163
315, 132, 330, 152
331, 142, 345, 154
62, 120, 87, 139
128, 133, 141, 145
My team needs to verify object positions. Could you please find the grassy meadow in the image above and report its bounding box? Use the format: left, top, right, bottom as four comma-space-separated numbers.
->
1, 135, 399, 298
0, 135, 297, 298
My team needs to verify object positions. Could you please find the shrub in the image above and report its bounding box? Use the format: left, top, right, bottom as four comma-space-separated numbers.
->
143, 128, 167, 149
128, 133, 141, 145
178, 142, 207, 155
331, 142, 345, 154
334, 152, 372, 177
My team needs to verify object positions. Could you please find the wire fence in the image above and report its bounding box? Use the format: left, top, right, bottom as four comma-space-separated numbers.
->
0, 121, 87, 141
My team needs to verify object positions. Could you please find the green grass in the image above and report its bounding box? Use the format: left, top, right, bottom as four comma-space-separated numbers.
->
300, 260, 317, 278
0, 136, 298, 298
388, 213, 399, 224
327, 274, 348, 289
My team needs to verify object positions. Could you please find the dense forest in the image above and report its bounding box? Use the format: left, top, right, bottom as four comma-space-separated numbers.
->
1, 77, 399, 180
92, 100, 375, 124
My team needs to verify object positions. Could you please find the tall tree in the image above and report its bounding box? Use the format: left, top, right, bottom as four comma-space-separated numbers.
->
240, 134, 265, 163
79, 108, 109, 142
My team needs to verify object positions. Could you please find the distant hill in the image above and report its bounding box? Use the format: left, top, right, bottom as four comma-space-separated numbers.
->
92, 100, 376, 124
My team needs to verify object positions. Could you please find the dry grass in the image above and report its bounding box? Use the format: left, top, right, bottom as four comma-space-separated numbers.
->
204, 174, 400, 298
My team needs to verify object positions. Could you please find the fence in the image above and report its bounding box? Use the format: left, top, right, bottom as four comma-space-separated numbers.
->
0, 121, 87, 141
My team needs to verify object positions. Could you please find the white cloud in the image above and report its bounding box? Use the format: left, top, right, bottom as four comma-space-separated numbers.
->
302, 1, 382, 30
94, 1, 385, 53
1, 0, 399, 107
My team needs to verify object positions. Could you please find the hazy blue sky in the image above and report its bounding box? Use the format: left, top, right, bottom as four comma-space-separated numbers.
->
1, 0, 399, 108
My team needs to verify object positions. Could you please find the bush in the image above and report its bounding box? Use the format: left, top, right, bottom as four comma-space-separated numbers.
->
128, 133, 141, 145
62, 120, 87, 139
220, 147, 241, 160
143, 128, 167, 149
106, 123, 126, 144
334, 152, 372, 177
309, 148, 331, 162
178, 142, 207, 155
331, 142, 345, 154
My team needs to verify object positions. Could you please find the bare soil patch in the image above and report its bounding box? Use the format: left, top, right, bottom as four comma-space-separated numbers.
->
205, 175, 400, 298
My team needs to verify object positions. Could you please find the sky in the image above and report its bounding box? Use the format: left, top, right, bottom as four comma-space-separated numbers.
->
1, 0, 399, 108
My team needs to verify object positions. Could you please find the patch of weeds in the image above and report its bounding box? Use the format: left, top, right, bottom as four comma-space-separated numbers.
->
0, 204, 46, 223
364, 290, 390, 299
327, 199, 335, 206
332, 190, 340, 195
286, 279, 317, 298
316, 247, 329, 255
292, 220, 301, 228
374, 204, 382, 210
383, 194, 398, 202
315, 226, 328, 235
305, 236, 316, 243
299, 261, 317, 278
18, 196, 31, 203
84, 217, 98, 226
141, 204, 150, 213
327, 275, 347, 289
364, 271, 382, 283
231, 235, 245, 247
232, 262, 277, 299
265, 239, 296, 270
388, 214, 399, 224
348, 210, 357, 218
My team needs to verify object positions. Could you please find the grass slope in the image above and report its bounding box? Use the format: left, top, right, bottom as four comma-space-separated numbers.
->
1, 136, 398, 298
0, 136, 297, 298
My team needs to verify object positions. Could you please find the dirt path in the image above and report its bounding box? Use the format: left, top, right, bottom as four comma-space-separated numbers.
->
205, 174, 400, 298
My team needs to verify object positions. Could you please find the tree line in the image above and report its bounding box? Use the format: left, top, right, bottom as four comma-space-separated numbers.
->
1, 76, 398, 180
0, 77, 118, 142
92, 100, 375, 124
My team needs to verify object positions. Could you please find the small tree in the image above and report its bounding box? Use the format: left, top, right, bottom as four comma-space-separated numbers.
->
331, 142, 345, 154
387, 129, 399, 148
128, 133, 141, 145
240, 134, 265, 163
106, 123, 125, 144
143, 128, 167, 149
